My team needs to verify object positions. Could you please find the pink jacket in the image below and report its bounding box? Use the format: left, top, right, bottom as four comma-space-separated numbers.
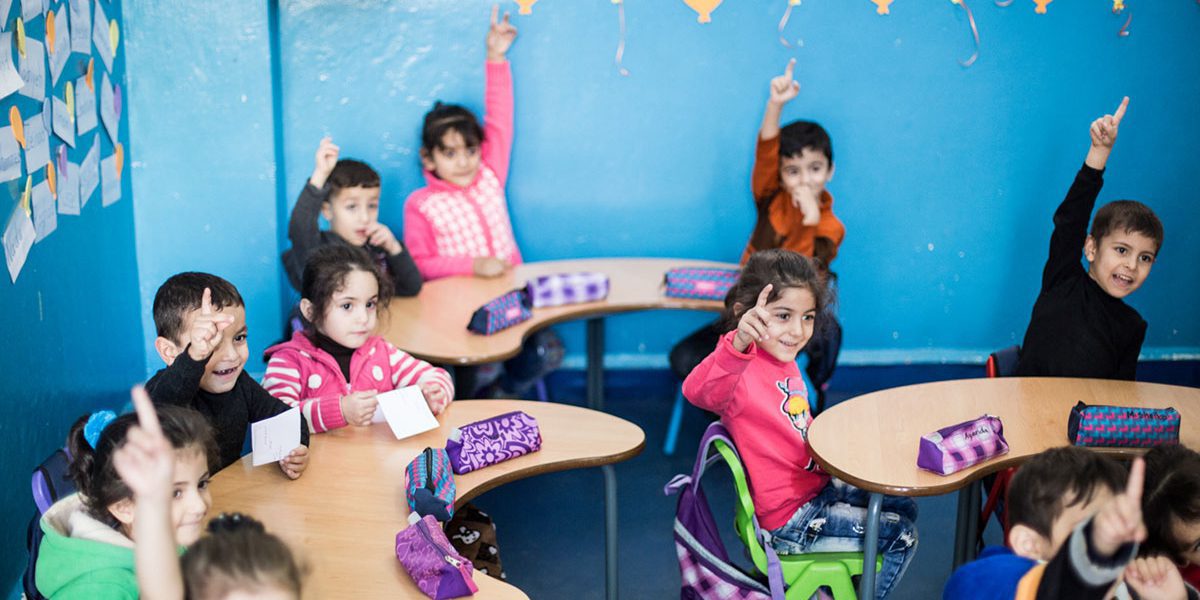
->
262, 333, 454, 433
683, 331, 830, 530
403, 61, 523, 280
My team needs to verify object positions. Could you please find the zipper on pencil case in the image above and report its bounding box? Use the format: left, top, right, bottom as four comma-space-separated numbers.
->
416, 518, 463, 568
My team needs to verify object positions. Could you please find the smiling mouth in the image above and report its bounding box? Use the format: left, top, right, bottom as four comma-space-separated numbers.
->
1112, 273, 1134, 287
212, 366, 240, 377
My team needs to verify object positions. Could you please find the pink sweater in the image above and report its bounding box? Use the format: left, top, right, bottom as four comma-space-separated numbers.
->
262, 333, 454, 433
683, 331, 830, 530
403, 61, 523, 280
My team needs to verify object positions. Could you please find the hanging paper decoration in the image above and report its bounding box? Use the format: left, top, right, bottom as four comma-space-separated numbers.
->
20, 176, 31, 217
1112, 0, 1125, 10
1034, 0, 1051, 14
46, 11, 56, 54
950, 0, 981, 68
515, 0, 537, 15
115, 143, 124, 177
9, 107, 24, 149
683, 0, 722, 23
612, 0, 629, 76
994, 0, 1013, 7
47, 161, 56, 199
1113, 0, 1131, 36
15, 18, 25, 57
871, 0, 893, 14
779, 0, 802, 46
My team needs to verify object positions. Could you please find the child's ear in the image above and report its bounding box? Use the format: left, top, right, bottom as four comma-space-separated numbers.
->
1008, 524, 1051, 561
155, 336, 181, 367
299, 299, 315, 325
108, 498, 136, 532
826, 162, 835, 183
419, 148, 436, 172
320, 200, 334, 223
1084, 235, 1098, 262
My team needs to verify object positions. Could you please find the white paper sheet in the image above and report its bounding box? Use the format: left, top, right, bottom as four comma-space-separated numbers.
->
31, 179, 53, 241
75, 74, 96, 134
92, 0, 112, 73
100, 151, 118, 206
17, 38, 45, 102
79, 135, 98, 207
70, 0, 91, 55
23, 114, 49, 172
251, 407, 301, 467
56, 160, 79, 215
20, 0, 42, 23
48, 7, 69, 85
52, 95, 73, 147
375, 385, 440, 440
99, 72, 117, 142
0, 125, 22, 182
3, 204, 35, 282
0, 32, 25, 100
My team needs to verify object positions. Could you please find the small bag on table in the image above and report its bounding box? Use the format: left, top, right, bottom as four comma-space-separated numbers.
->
917, 414, 1009, 476
1067, 402, 1180, 447
405, 447, 457, 522
524, 272, 610, 308
663, 267, 740, 301
466, 289, 532, 335
395, 513, 478, 599
446, 411, 542, 475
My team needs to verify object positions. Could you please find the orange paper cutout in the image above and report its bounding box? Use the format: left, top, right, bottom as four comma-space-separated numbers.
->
9, 107, 24, 149
46, 11, 56, 53
683, 0, 723, 23
515, 0, 537, 15
872, 0, 893, 14
86, 59, 95, 91
15, 18, 25, 57
1034, 0, 1051, 14
115, 143, 124, 177
47, 161, 56, 199
1112, 0, 1125, 11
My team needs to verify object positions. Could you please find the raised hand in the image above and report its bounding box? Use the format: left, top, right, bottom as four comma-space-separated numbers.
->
1092, 456, 1146, 557
340, 390, 379, 427
279, 445, 309, 480
420, 382, 449, 416
473, 256, 510, 278
1090, 96, 1129, 149
187, 288, 235, 362
365, 222, 402, 255
486, 4, 518, 62
733, 284, 775, 353
113, 387, 173, 502
1124, 556, 1188, 600
310, 137, 340, 189
769, 59, 801, 106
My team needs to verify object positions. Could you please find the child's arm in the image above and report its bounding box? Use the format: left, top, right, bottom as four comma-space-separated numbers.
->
1041, 98, 1128, 289
683, 286, 773, 417
751, 60, 799, 205
245, 377, 312, 479
1118, 325, 1146, 381
383, 241, 424, 297
403, 196, 477, 280
283, 138, 339, 291
481, 5, 516, 186
1125, 556, 1195, 600
383, 340, 455, 414
262, 353, 351, 432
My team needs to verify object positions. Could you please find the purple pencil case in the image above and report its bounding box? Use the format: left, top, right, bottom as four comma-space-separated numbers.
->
524, 272, 610, 308
445, 411, 542, 475
917, 414, 1009, 476
395, 513, 478, 599
663, 267, 740, 301
466, 288, 532, 335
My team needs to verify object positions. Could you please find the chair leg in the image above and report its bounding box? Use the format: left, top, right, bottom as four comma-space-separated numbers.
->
664, 388, 687, 455
535, 377, 549, 402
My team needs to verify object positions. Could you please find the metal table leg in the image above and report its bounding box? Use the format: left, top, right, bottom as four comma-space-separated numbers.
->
859, 492, 883, 599
587, 318, 605, 411
603, 464, 618, 600
952, 480, 982, 568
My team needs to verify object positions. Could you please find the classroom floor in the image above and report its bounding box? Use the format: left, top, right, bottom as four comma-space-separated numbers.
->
472, 362, 1199, 599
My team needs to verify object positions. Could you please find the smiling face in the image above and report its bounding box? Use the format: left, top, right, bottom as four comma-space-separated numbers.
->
114, 446, 212, 546
1084, 229, 1158, 299
174, 305, 249, 394
312, 269, 379, 349
779, 148, 834, 200
321, 186, 381, 247
754, 286, 817, 363
421, 129, 482, 188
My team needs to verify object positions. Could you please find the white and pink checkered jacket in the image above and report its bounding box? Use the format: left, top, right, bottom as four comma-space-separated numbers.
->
404, 61, 523, 281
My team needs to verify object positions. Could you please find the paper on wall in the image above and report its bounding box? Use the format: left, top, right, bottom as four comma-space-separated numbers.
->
0, 125, 21, 182
99, 72, 117, 142
79, 134, 98, 207
92, 0, 112, 73
3, 204, 35, 282
31, 178, 53, 241
23, 114, 49, 172
75, 74, 96, 134
56, 160, 79, 215
100, 151, 118, 206
17, 37, 44, 102
51, 95, 73, 146
0, 32, 25, 100
70, 0, 90, 55
48, 7, 69, 85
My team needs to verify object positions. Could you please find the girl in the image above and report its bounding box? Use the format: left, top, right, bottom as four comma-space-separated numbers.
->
1143, 444, 1200, 591
263, 244, 453, 431
34, 401, 215, 599
682, 249, 918, 599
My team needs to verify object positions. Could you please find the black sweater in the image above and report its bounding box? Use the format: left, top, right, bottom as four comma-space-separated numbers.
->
1016, 165, 1146, 380
281, 181, 423, 296
145, 352, 310, 470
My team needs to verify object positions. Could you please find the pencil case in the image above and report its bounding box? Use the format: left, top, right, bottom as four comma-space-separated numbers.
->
466, 288, 532, 335
445, 411, 542, 475
405, 447, 457, 522
524, 272, 610, 308
917, 414, 1009, 476
1067, 402, 1180, 448
395, 513, 478, 599
663, 267, 740, 301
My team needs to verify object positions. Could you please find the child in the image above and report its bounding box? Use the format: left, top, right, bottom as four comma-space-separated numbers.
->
1143, 444, 1200, 589
116, 388, 304, 600
402, 5, 562, 398
282, 137, 422, 298
671, 58, 846, 410
1017, 97, 1163, 380
34, 400, 216, 599
145, 272, 310, 477
682, 249, 917, 598
262, 244, 454, 431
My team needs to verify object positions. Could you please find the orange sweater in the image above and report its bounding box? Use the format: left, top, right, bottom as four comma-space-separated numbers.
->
741, 135, 846, 265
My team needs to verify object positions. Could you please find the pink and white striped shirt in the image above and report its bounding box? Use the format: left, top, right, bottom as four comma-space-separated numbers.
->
404, 61, 523, 280
262, 333, 454, 433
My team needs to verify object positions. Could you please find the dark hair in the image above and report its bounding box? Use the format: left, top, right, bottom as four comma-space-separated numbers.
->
327, 159, 380, 196
300, 244, 393, 335
1089, 200, 1164, 253
721, 249, 832, 337
779, 120, 833, 164
182, 513, 304, 599
421, 102, 484, 154
153, 273, 244, 343
67, 406, 217, 530
1007, 446, 1127, 538
1142, 444, 1200, 562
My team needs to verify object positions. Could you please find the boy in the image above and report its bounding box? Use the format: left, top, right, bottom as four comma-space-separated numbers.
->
146, 272, 310, 478
1017, 97, 1163, 380
282, 137, 422, 297
670, 58, 845, 409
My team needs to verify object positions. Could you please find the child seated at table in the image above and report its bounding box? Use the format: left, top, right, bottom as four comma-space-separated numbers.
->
1143, 444, 1200, 591
146, 273, 310, 477
1016, 97, 1164, 380
683, 249, 917, 598
263, 244, 454, 431
401, 5, 560, 398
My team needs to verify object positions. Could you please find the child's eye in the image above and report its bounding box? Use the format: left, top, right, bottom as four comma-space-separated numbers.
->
233, 334, 248, 344
366, 300, 377, 309
340, 303, 352, 311
173, 488, 183, 499
199, 478, 210, 490
443, 150, 455, 158
802, 314, 816, 322
467, 147, 479, 156
1115, 247, 1127, 254
776, 313, 790, 321
1139, 254, 1154, 263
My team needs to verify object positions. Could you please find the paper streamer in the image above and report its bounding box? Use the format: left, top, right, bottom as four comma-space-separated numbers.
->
1113, 0, 1125, 10
613, 0, 629, 77
951, 0, 981, 68
871, 0, 893, 14
1118, 12, 1131, 36
994, 0, 1013, 7
778, 0, 801, 47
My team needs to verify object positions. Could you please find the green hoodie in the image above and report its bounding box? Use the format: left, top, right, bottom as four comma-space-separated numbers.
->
35, 494, 138, 599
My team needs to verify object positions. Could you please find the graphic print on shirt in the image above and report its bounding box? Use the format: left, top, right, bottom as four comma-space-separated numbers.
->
777, 376, 810, 438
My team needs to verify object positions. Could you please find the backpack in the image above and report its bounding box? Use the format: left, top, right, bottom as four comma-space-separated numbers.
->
665, 422, 786, 600
25, 447, 77, 600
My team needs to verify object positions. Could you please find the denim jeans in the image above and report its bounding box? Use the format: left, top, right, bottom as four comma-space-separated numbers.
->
769, 479, 919, 599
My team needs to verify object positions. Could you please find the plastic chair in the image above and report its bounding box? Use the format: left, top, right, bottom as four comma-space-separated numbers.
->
978, 345, 1020, 549
711, 437, 879, 599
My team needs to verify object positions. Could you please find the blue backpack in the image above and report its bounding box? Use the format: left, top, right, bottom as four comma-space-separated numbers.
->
24, 447, 76, 600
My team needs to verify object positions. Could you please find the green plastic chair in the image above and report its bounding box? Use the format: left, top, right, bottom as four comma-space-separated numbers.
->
711, 438, 881, 599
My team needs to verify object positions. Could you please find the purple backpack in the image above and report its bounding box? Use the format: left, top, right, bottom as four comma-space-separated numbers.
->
664, 422, 786, 600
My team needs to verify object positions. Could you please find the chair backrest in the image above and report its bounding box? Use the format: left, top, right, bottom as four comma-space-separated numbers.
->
985, 345, 1021, 378
23, 513, 48, 600
32, 448, 75, 515
711, 438, 773, 574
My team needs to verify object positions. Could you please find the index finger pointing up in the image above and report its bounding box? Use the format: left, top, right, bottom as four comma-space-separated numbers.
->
130, 386, 163, 437
756, 284, 774, 309
491, 3, 499, 25
201, 287, 212, 315
1113, 96, 1129, 122
783, 58, 796, 80
1125, 456, 1145, 505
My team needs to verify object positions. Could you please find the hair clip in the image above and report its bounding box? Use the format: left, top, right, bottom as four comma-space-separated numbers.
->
207, 512, 265, 534
83, 410, 117, 449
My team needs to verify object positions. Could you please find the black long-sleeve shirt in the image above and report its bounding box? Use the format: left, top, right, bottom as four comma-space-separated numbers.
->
145, 352, 310, 470
1016, 165, 1146, 380
281, 181, 423, 296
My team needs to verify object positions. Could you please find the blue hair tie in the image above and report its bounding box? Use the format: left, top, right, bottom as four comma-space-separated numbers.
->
83, 410, 117, 449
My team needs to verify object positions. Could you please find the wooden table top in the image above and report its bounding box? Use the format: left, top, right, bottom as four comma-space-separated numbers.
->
378, 258, 732, 365
209, 400, 646, 599
807, 377, 1200, 496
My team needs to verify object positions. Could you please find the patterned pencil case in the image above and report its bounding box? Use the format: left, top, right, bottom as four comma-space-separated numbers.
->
663, 267, 740, 301
917, 414, 1009, 476
395, 513, 478, 599
405, 447, 457, 522
446, 411, 542, 475
466, 288, 532, 335
1067, 402, 1180, 448
524, 272, 610, 308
